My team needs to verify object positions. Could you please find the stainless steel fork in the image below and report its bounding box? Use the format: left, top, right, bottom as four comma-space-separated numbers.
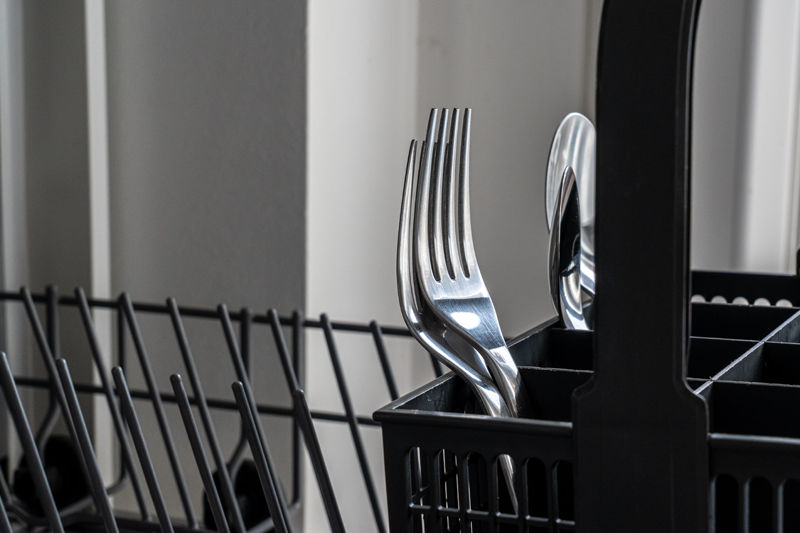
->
397, 136, 518, 511
414, 108, 532, 419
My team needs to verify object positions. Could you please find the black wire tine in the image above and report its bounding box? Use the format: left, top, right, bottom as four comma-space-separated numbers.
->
21, 287, 64, 449
46, 286, 60, 359
170, 374, 231, 533
166, 299, 246, 533
231, 382, 290, 533
266, 311, 345, 533
44, 286, 60, 432
266, 309, 302, 504
293, 389, 345, 533
218, 304, 290, 512
228, 309, 252, 472
320, 314, 387, 533
369, 321, 399, 401
118, 302, 127, 371
266, 310, 300, 393
119, 293, 198, 528
291, 311, 304, 389
75, 288, 150, 520
0, 483, 12, 533
0, 352, 65, 533
290, 310, 304, 505
240, 307, 251, 373
20, 288, 94, 484
56, 359, 119, 533
0, 466, 12, 507
112, 367, 174, 533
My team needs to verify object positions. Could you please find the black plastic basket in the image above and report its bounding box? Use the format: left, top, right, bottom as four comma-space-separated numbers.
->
376, 1, 800, 531
376, 270, 800, 532
375, 317, 581, 532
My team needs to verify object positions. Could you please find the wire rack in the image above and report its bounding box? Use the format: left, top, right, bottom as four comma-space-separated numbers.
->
0, 285, 438, 533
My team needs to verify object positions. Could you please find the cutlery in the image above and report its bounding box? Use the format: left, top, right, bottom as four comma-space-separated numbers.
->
397, 136, 518, 510
549, 166, 589, 330
545, 113, 596, 298
414, 108, 532, 419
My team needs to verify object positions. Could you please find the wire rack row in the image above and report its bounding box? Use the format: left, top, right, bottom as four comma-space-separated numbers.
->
0, 286, 436, 533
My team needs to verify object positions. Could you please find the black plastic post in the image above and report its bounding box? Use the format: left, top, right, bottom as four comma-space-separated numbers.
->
572, 1, 709, 531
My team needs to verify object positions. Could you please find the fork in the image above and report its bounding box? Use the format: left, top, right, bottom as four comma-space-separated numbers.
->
397, 136, 518, 510
414, 108, 533, 419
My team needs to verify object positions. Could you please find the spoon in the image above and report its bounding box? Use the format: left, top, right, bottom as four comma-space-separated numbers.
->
548, 167, 589, 330
545, 113, 595, 298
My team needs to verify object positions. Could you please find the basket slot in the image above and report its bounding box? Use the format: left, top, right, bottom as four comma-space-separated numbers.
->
520, 368, 591, 422
687, 338, 756, 380
541, 329, 592, 371
507, 322, 592, 371
392, 374, 479, 415
763, 309, 800, 343
709, 382, 800, 439
711, 340, 800, 387
727, 342, 800, 387
690, 303, 796, 341
712, 343, 765, 383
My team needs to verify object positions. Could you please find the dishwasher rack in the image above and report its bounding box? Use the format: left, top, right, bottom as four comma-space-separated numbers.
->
0, 286, 434, 533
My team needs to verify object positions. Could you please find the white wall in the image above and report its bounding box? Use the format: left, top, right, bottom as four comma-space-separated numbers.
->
691, 0, 800, 274
307, 2, 422, 531
735, 0, 800, 273
691, 0, 752, 271
105, 0, 307, 521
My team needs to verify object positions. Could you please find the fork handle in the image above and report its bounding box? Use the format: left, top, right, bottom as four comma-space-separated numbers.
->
466, 370, 518, 513
485, 345, 533, 419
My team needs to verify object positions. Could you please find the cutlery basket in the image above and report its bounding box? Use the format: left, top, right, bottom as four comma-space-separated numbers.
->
376, 270, 800, 532
376, 1, 800, 531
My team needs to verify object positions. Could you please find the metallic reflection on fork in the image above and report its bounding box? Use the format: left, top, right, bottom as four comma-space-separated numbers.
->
397, 115, 518, 511
413, 108, 533, 420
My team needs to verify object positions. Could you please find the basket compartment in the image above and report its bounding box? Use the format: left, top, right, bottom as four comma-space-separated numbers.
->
708, 381, 800, 439
506, 320, 592, 370
690, 303, 797, 341
377, 393, 575, 533
378, 271, 800, 531
687, 337, 756, 380
376, 323, 585, 532
711, 341, 800, 386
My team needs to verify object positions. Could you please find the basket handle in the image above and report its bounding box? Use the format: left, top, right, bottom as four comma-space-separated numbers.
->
572, 1, 709, 531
